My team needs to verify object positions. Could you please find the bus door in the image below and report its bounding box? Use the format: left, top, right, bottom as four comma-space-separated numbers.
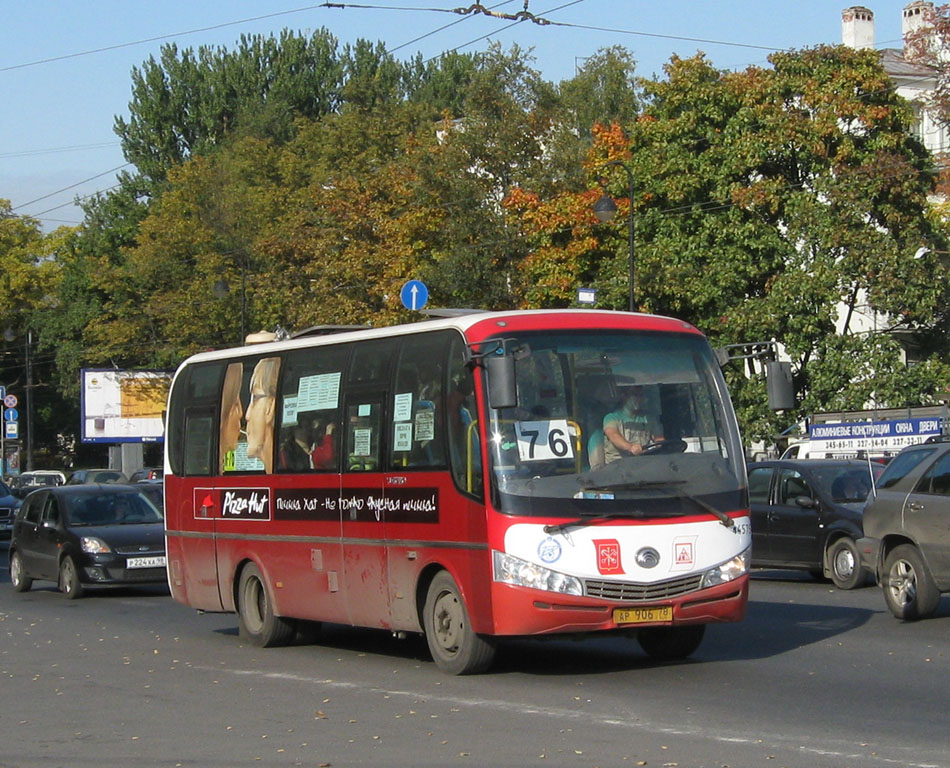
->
340, 338, 395, 628
383, 330, 469, 631
168, 398, 224, 612
341, 394, 389, 627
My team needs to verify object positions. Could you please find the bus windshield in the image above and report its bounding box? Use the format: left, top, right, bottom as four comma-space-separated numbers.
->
485, 330, 745, 516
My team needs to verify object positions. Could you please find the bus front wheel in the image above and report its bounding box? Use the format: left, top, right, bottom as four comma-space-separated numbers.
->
423, 571, 496, 675
237, 563, 295, 647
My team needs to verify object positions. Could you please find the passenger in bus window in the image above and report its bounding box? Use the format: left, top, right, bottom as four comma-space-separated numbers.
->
279, 414, 314, 472
310, 416, 336, 470
603, 386, 663, 463
245, 357, 280, 473
220, 363, 245, 473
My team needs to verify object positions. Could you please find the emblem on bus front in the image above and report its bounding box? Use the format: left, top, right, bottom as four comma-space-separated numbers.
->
635, 547, 661, 569
538, 537, 561, 563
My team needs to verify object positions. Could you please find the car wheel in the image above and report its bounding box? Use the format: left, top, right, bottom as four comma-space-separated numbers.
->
827, 537, 866, 590
882, 544, 940, 621
236, 563, 294, 647
423, 571, 496, 675
637, 625, 706, 661
59, 556, 84, 599
10, 550, 32, 592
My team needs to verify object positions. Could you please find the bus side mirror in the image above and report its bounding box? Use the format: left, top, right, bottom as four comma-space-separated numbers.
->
766, 361, 795, 411
486, 355, 517, 409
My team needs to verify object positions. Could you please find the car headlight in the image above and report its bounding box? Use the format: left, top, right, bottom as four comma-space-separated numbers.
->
81, 536, 112, 554
492, 550, 583, 596
701, 546, 750, 588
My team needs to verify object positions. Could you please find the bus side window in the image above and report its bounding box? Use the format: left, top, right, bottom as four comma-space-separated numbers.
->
276, 346, 349, 474
391, 332, 449, 469
346, 401, 382, 471
168, 362, 223, 477
184, 412, 215, 476
447, 335, 482, 498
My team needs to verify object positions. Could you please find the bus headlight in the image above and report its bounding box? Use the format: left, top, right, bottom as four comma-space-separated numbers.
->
492, 550, 583, 596
701, 546, 750, 588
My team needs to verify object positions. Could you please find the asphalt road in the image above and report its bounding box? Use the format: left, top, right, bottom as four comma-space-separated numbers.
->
0, 543, 947, 768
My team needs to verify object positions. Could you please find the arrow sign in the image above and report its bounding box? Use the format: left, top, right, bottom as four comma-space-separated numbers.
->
4, 408, 17, 422
400, 280, 429, 311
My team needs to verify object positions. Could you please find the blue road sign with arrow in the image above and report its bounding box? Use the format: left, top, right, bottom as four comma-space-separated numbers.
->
400, 280, 429, 311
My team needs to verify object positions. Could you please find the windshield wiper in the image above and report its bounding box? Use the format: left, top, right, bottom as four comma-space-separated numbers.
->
580, 479, 687, 492
555, 480, 734, 530
543, 512, 646, 535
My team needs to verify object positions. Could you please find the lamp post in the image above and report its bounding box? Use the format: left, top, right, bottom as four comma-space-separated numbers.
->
213, 253, 248, 343
593, 160, 635, 312
2, 326, 33, 472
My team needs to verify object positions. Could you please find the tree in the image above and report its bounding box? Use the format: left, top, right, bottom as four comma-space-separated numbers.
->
507, 47, 950, 441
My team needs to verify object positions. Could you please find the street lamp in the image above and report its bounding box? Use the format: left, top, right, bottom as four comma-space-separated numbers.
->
213, 255, 248, 342
593, 160, 635, 312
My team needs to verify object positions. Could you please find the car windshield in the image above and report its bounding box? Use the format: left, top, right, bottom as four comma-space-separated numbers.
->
813, 465, 883, 503
485, 330, 746, 518
63, 491, 164, 526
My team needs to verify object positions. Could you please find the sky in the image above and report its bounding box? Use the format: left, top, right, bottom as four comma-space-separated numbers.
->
1, 1, 916, 230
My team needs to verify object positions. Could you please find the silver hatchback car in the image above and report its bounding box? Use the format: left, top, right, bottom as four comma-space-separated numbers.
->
858, 437, 950, 620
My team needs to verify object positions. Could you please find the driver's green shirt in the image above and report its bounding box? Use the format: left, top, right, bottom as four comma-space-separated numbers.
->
602, 409, 658, 464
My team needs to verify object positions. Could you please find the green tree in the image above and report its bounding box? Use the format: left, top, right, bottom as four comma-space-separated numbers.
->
509, 48, 950, 441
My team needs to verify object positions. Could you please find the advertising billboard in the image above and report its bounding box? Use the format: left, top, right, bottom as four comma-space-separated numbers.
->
80, 369, 172, 443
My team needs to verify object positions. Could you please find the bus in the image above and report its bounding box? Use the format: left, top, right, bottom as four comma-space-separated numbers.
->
163, 309, 751, 674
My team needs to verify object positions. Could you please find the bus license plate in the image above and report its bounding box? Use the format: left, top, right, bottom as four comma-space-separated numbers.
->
127, 556, 166, 569
613, 606, 673, 624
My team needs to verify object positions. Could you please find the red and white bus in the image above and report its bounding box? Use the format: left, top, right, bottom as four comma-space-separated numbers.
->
163, 310, 751, 674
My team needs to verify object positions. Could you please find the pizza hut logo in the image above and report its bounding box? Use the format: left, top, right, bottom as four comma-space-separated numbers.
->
593, 539, 624, 575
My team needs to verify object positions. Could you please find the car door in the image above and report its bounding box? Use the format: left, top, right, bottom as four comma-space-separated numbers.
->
903, 450, 950, 586
33, 494, 65, 580
747, 465, 776, 563
768, 467, 821, 567
13, 490, 46, 576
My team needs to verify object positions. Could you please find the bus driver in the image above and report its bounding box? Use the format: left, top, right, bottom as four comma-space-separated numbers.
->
603, 386, 663, 463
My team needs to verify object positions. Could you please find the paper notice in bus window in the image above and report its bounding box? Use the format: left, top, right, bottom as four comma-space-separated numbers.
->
282, 395, 298, 425
415, 408, 435, 441
393, 422, 412, 452
393, 392, 412, 422
232, 441, 264, 471
297, 372, 342, 410
354, 428, 372, 456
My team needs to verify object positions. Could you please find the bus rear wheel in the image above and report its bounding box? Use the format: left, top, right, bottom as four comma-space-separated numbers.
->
237, 563, 295, 647
423, 571, 495, 675
637, 625, 705, 661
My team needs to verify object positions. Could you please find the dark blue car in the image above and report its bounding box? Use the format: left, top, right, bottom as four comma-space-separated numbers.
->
0, 479, 22, 540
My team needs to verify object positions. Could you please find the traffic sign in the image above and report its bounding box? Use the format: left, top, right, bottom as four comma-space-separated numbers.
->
400, 280, 429, 311
0, 386, 5, 401
3, 394, 17, 408
5, 422, 17, 439
4, 408, 17, 422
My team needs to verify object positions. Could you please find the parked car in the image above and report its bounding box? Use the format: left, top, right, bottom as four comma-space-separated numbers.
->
0, 479, 22, 539
8, 484, 166, 598
10, 470, 67, 497
747, 459, 884, 589
128, 467, 163, 483
66, 468, 127, 485
858, 438, 950, 620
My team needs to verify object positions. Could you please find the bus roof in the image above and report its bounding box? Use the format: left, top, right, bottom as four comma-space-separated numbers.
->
176, 309, 704, 369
